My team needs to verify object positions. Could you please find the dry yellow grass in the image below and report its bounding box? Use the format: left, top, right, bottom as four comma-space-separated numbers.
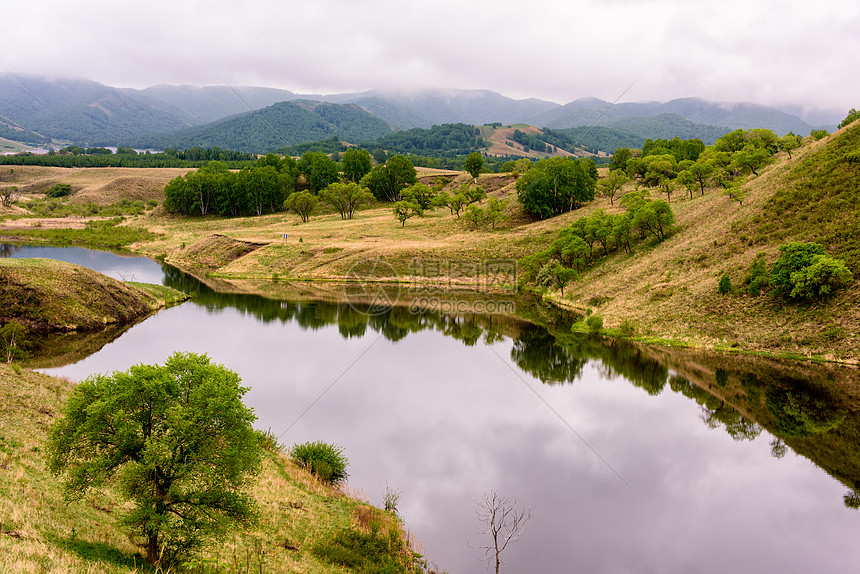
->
0, 363, 414, 573
5, 166, 195, 205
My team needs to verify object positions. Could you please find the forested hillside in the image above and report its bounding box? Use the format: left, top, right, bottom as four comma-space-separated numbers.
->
130, 101, 393, 153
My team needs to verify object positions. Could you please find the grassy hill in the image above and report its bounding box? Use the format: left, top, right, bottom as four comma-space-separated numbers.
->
0, 258, 186, 333
0, 363, 418, 573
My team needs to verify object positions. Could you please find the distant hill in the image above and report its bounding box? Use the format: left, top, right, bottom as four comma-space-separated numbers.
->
323, 88, 560, 129
0, 73, 189, 144
127, 84, 300, 126
131, 100, 393, 153
604, 114, 730, 144
529, 97, 830, 136
0, 72, 836, 149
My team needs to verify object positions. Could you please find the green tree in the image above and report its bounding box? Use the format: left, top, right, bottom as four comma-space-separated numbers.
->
320, 182, 373, 220
598, 170, 628, 205
679, 160, 714, 198
549, 264, 578, 295
286, 191, 318, 222
341, 148, 373, 183
299, 151, 339, 193
838, 108, 860, 129
770, 242, 853, 300
632, 199, 674, 241
401, 183, 436, 210
516, 156, 595, 218
777, 133, 802, 159
464, 151, 484, 181
362, 155, 417, 202
464, 204, 485, 229
392, 201, 421, 226
609, 147, 634, 173
386, 155, 418, 198
47, 352, 262, 565
485, 197, 508, 230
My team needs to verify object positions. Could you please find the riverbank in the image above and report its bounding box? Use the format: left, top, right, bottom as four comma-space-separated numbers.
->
3, 125, 858, 363
0, 258, 187, 333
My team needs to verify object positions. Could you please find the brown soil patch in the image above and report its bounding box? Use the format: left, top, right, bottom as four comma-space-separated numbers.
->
177, 234, 269, 270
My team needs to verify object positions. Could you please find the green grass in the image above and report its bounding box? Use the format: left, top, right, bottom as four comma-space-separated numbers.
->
0, 258, 186, 332
4, 219, 159, 250
745, 123, 860, 271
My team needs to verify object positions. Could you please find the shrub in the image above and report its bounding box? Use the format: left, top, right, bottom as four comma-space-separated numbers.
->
809, 129, 829, 141
586, 314, 603, 333
289, 441, 349, 485
619, 319, 638, 337
744, 253, 770, 295
770, 242, 853, 300
789, 255, 853, 299
45, 183, 71, 198
718, 273, 733, 294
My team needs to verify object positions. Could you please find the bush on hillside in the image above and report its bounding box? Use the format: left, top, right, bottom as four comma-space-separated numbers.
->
770, 242, 853, 300
744, 254, 770, 295
290, 441, 349, 485
45, 183, 71, 198
838, 108, 860, 129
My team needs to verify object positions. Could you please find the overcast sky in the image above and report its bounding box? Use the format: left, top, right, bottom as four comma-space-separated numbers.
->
3, 0, 858, 120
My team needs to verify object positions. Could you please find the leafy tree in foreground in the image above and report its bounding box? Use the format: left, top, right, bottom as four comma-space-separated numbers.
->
47, 352, 262, 565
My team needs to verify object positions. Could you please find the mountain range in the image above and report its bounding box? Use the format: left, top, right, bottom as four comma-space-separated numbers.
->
0, 72, 839, 153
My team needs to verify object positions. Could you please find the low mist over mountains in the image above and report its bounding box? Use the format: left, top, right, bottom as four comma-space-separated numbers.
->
0, 72, 839, 153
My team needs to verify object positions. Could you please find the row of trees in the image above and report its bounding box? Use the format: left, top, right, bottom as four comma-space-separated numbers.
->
522, 190, 676, 291
164, 161, 294, 217
609, 129, 802, 204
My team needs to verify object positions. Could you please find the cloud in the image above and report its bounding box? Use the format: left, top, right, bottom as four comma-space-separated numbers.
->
1, 0, 857, 114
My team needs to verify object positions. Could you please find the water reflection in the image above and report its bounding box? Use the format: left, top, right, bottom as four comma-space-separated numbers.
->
162, 264, 860, 513
10, 244, 860, 572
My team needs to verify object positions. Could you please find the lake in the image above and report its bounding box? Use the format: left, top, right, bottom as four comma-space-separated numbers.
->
5, 243, 860, 573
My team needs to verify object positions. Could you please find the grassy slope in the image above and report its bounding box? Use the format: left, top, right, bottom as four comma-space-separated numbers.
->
0, 165, 193, 205
558, 124, 860, 362
0, 363, 416, 573
0, 258, 187, 332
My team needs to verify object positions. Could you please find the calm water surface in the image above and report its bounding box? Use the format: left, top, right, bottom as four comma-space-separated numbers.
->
7, 244, 859, 573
